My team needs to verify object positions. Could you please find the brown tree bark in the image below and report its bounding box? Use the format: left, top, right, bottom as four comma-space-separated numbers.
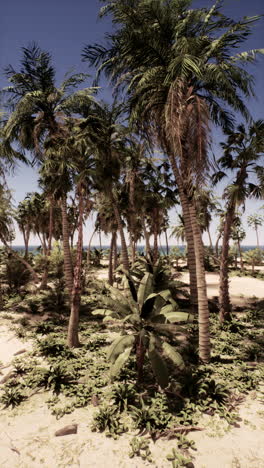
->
188, 201, 211, 363
110, 193, 129, 271
61, 196, 73, 298
108, 232, 115, 285
219, 204, 234, 322
67, 188, 84, 348
168, 154, 198, 312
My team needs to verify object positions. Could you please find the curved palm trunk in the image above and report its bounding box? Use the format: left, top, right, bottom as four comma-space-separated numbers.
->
188, 202, 210, 363
153, 225, 159, 263
238, 240, 244, 271
61, 196, 73, 298
98, 229, 102, 250
108, 231, 115, 285
113, 231, 118, 271
128, 170, 137, 263
168, 155, 198, 312
110, 193, 129, 271
207, 228, 213, 250
39, 201, 54, 290
255, 227, 260, 249
67, 189, 84, 348
22, 226, 30, 260
219, 205, 234, 322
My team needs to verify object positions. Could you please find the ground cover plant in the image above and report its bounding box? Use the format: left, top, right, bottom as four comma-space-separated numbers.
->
0, 271, 263, 466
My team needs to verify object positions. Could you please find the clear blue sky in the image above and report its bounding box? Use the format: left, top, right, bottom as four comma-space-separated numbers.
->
1, 0, 264, 246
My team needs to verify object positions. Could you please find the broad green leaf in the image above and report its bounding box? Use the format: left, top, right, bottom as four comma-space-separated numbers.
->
162, 312, 194, 323
160, 304, 175, 315
162, 342, 185, 370
110, 346, 133, 380
107, 335, 135, 363
122, 276, 137, 302
153, 294, 166, 314
140, 294, 157, 319
138, 273, 153, 309
148, 348, 169, 389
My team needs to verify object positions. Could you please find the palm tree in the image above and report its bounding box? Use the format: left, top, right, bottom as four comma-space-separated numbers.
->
170, 215, 186, 245
231, 217, 246, 270
247, 213, 263, 248
243, 248, 263, 273
44, 117, 96, 347
16, 199, 33, 259
0, 184, 38, 283
3, 43, 97, 297
83, 0, 263, 361
214, 121, 264, 321
78, 101, 131, 271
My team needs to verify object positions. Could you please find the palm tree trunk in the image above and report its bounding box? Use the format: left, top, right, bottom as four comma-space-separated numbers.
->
143, 219, 151, 256
67, 188, 84, 348
238, 240, 244, 271
108, 232, 115, 285
39, 201, 54, 291
256, 227, 260, 249
219, 205, 234, 323
22, 227, 30, 259
113, 231, 118, 271
98, 229, 102, 250
207, 228, 213, 250
168, 155, 198, 312
153, 226, 159, 263
188, 201, 211, 363
110, 193, 129, 271
61, 196, 73, 297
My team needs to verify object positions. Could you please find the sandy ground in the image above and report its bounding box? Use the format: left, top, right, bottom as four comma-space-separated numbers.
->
180, 272, 264, 305
0, 271, 264, 468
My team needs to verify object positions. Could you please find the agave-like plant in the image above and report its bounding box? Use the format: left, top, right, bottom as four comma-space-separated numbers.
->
93, 272, 193, 388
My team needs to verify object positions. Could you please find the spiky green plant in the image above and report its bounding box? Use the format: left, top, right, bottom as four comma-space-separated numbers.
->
93, 272, 192, 387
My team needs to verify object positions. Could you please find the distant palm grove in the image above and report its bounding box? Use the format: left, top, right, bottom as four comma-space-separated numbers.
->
0, 0, 264, 365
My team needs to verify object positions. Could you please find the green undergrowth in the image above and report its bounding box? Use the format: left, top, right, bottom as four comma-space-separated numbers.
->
0, 304, 263, 466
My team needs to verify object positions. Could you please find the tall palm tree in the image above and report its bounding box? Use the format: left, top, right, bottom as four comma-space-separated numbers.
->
247, 213, 263, 248
213, 121, 264, 322
16, 199, 33, 259
83, 0, 263, 361
78, 101, 131, 270
3, 44, 97, 297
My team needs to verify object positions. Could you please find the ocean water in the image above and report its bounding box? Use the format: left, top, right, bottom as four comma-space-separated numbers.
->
7, 244, 264, 254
